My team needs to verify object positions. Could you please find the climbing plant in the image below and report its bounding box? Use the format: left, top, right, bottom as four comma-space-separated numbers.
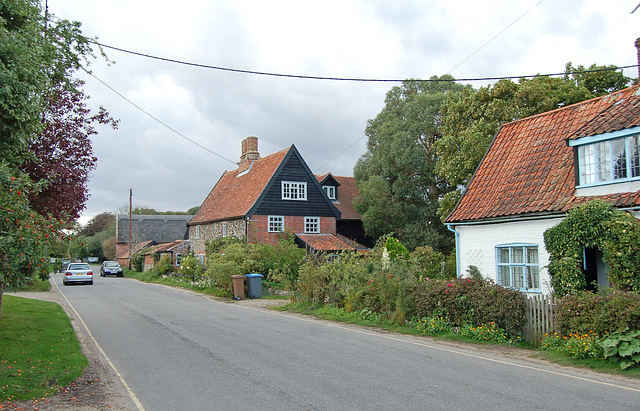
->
544, 200, 640, 296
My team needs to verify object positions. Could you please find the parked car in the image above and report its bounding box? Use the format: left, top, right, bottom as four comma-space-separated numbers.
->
63, 263, 93, 285
100, 261, 123, 277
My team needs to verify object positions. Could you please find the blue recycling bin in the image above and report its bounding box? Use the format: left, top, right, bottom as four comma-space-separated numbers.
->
245, 273, 263, 298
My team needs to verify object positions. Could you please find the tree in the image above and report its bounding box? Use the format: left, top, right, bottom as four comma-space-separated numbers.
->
20, 81, 118, 221
78, 212, 115, 237
0, 1, 109, 317
435, 65, 633, 220
354, 76, 467, 252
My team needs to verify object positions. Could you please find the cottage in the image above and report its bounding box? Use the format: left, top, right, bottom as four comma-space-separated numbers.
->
446, 84, 640, 294
189, 137, 369, 261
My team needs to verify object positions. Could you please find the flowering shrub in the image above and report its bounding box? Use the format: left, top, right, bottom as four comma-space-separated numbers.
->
555, 291, 640, 336
415, 315, 451, 335
541, 331, 603, 360
461, 322, 519, 344
412, 277, 526, 337
179, 254, 204, 278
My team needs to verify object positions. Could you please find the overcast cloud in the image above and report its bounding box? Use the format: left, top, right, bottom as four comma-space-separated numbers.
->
46, 0, 640, 225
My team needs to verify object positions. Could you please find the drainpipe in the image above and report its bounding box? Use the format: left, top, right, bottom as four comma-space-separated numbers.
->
446, 224, 461, 278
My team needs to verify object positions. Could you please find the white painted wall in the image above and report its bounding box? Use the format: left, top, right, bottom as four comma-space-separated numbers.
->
454, 217, 564, 295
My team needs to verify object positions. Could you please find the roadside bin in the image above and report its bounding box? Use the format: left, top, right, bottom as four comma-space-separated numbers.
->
245, 273, 263, 299
231, 275, 245, 300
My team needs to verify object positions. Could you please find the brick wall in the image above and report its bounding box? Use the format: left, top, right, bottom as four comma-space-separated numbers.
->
247, 215, 336, 245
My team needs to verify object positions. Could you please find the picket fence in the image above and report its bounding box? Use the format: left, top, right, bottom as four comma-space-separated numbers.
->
522, 294, 557, 346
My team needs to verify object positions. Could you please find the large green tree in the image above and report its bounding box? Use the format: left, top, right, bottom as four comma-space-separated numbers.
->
354, 76, 468, 252
0, 0, 108, 317
435, 64, 633, 220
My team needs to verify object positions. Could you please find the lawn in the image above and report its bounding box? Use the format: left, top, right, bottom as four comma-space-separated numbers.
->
0, 295, 87, 403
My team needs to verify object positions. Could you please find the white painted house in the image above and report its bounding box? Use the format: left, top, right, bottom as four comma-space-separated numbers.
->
446, 84, 640, 295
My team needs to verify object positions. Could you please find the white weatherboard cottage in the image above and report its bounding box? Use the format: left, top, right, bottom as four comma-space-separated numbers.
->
446, 85, 640, 295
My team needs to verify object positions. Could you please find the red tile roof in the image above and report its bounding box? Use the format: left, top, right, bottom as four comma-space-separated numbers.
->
446, 85, 640, 223
296, 233, 356, 252
315, 174, 362, 220
190, 148, 289, 224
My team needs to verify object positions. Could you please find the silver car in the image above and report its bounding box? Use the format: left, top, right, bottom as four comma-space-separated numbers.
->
63, 263, 94, 285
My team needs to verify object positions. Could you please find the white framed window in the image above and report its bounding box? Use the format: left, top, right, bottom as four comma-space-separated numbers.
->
176, 253, 183, 267
268, 216, 284, 232
281, 181, 307, 200
578, 134, 640, 185
496, 245, 539, 291
222, 222, 227, 237
195, 225, 200, 239
198, 254, 205, 264
304, 217, 320, 233
323, 185, 336, 200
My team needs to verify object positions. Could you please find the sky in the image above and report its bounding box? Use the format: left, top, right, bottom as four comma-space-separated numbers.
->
46, 0, 640, 225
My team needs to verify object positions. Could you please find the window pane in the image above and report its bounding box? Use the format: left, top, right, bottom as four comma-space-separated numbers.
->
579, 145, 595, 185
595, 141, 610, 182
612, 138, 627, 180
526, 266, 540, 289
497, 248, 509, 264
497, 266, 511, 287
526, 247, 538, 264
511, 247, 524, 264
512, 266, 524, 289
631, 135, 640, 178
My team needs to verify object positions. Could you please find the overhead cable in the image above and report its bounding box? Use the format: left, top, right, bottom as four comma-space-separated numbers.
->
93, 41, 638, 83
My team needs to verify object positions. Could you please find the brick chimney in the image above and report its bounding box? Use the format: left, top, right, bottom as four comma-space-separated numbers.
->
636, 38, 640, 79
238, 136, 260, 172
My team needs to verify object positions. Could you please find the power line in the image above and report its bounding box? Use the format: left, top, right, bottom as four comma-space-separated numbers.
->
93, 41, 638, 83
87, 72, 237, 165
447, 0, 545, 74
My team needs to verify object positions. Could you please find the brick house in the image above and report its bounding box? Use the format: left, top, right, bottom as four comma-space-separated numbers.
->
445, 84, 640, 294
188, 137, 369, 261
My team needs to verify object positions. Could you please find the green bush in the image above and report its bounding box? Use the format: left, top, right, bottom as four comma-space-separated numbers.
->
555, 291, 640, 336
130, 254, 144, 272
254, 236, 305, 286
155, 255, 173, 275
179, 254, 204, 278
408, 246, 451, 280
412, 278, 526, 337
599, 329, 640, 369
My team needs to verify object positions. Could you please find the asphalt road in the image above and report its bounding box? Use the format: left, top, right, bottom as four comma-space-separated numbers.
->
52, 269, 640, 410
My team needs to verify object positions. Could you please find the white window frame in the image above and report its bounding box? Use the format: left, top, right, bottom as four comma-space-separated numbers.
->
323, 185, 336, 200
281, 181, 307, 200
576, 133, 640, 186
304, 217, 320, 233
495, 244, 540, 292
221, 222, 227, 237
195, 225, 200, 239
176, 253, 183, 267
268, 215, 284, 232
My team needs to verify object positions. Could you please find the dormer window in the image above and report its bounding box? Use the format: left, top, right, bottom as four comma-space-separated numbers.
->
282, 181, 307, 200
575, 133, 640, 186
323, 185, 336, 200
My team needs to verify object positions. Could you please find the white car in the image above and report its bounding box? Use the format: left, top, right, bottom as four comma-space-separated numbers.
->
63, 263, 94, 285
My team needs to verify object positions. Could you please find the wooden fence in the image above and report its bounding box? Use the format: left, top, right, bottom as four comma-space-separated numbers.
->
523, 294, 556, 346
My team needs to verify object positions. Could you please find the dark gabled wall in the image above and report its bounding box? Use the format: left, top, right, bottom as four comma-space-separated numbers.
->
253, 150, 338, 217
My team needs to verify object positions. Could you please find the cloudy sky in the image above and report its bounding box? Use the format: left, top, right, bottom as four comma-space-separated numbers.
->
47, 0, 640, 225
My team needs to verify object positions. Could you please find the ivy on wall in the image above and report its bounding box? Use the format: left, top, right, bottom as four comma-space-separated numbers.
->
544, 200, 640, 296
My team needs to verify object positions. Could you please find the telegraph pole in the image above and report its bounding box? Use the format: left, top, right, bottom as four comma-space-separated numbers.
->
129, 188, 132, 270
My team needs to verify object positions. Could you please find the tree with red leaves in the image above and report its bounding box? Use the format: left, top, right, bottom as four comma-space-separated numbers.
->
20, 80, 118, 222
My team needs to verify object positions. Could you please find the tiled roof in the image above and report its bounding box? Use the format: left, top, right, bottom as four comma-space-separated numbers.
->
316, 174, 362, 220
295, 233, 356, 252
446, 85, 640, 224
189, 148, 289, 224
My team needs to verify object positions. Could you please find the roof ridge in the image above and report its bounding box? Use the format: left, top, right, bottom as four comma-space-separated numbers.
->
501, 84, 640, 128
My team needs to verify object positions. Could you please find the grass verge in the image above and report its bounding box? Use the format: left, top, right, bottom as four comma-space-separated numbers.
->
0, 295, 87, 403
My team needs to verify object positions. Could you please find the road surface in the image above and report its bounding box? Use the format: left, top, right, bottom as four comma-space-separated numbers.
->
51, 270, 640, 410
